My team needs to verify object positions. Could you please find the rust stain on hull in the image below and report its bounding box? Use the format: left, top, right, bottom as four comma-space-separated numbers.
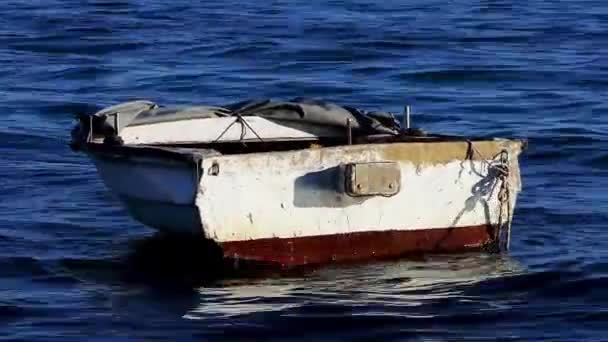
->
209, 139, 524, 170
221, 225, 497, 268
380, 140, 524, 166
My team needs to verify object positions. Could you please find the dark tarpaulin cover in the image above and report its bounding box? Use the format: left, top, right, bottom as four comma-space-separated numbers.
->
74, 97, 402, 143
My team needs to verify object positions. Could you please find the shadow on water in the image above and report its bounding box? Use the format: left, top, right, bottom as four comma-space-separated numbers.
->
98, 233, 527, 292
118, 233, 316, 289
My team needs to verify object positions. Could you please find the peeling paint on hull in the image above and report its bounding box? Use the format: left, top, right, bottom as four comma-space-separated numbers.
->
197, 140, 522, 243
221, 224, 496, 267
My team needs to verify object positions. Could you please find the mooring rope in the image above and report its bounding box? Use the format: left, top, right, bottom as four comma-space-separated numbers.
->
467, 141, 512, 251
498, 173, 513, 250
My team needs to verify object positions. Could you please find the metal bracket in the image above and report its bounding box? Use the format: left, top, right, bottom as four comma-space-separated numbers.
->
87, 116, 93, 143
107, 112, 120, 135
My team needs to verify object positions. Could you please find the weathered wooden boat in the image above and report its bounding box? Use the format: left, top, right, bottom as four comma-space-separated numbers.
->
69, 98, 525, 268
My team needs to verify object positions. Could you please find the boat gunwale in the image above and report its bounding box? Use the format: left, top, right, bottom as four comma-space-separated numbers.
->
74, 134, 526, 163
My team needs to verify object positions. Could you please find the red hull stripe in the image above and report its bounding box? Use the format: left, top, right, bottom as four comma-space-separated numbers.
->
220, 225, 497, 267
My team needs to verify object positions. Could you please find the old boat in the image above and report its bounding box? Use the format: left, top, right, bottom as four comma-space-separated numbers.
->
69, 98, 525, 268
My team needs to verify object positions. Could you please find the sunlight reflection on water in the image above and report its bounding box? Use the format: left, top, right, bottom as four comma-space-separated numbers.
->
183, 254, 524, 320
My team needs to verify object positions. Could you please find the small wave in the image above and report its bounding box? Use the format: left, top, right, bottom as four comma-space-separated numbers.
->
349, 39, 423, 50
89, 0, 132, 9
582, 261, 608, 275
0, 304, 30, 322
584, 153, 608, 170
457, 34, 535, 43
64, 26, 113, 35
399, 69, 523, 83
44, 65, 115, 82
0, 129, 62, 142
461, 270, 582, 297
570, 78, 608, 89
535, 126, 606, 137
0, 257, 50, 278
39, 101, 102, 117
350, 65, 393, 76
538, 275, 608, 300
571, 311, 608, 323
206, 42, 280, 59
11, 40, 148, 55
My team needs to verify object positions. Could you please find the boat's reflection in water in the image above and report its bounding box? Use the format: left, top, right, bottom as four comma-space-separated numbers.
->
181, 253, 525, 321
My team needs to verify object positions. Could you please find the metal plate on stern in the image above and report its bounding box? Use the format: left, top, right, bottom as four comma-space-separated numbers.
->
343, 161, 401, 197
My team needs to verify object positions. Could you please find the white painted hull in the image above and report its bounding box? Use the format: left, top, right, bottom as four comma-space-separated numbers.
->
89, 139, 523, 266
91, 155, 203, 234
196, 145, 515, 241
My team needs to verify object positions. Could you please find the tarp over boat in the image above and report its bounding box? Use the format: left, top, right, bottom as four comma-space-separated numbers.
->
74, 98, 403, 143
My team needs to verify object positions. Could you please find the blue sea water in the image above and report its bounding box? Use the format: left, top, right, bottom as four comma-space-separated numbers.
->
1, 0, 607, 340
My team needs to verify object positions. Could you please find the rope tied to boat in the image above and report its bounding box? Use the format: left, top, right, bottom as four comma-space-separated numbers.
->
495, 151, 512, 251
212, 114, 265, 144
467, 142, 512, 251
